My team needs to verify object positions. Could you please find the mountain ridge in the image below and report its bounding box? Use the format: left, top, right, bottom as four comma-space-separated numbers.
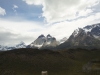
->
0, 41, 26, 51
1, 23, 100, 50
56, 23, 100, 49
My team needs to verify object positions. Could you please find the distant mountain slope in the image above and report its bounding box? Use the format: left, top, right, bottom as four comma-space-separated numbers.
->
0, 41, 26, 51
56, 23, 100, 49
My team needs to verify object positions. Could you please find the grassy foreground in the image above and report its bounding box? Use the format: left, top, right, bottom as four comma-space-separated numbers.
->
0, 48, 100, 75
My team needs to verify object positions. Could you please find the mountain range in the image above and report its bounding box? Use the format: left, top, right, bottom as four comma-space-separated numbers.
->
1, 23, 100, 51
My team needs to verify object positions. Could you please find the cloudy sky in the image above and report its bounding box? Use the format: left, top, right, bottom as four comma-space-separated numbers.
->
0, 0, 100, 46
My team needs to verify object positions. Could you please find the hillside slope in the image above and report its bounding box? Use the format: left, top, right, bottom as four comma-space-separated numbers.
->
0, 48, 100, 75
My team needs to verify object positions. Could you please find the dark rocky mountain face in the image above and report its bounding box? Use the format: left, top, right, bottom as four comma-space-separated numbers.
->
47, 34, 52, 38
56, 23, 100, 49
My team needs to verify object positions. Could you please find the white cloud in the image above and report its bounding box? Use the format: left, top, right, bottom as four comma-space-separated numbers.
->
12, 5, 18, 13
0, 18, 44, 46
23, 0, 43, 5
23, 0, 100, 23
13, 5, 18, 8
42, 0, 100, 23
0, 7, 6, 16
78, 9, 93, 16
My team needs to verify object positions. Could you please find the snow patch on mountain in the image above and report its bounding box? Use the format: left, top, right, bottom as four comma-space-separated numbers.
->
46, 41, 51, 44
59, 37, 67, 44
34, 44, 43, 48
93, 35, 100, 39
83, 28, 92, 33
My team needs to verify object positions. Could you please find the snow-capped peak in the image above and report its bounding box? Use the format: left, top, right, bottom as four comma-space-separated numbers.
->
72, 23, 100, 38
83, 23, 100, 33
71, 23, 100, 41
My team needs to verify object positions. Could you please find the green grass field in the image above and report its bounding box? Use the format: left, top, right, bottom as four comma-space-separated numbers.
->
0, 48, 100, 75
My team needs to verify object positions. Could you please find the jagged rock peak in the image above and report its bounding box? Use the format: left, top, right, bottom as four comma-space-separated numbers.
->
72, 28, 83, 37
47, 34, 52, 38
52, 37, 56, 40
38, 34, 45, 38
84, 23, 100, 29
19, 41, 25, 45
83, 23, 100, 32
